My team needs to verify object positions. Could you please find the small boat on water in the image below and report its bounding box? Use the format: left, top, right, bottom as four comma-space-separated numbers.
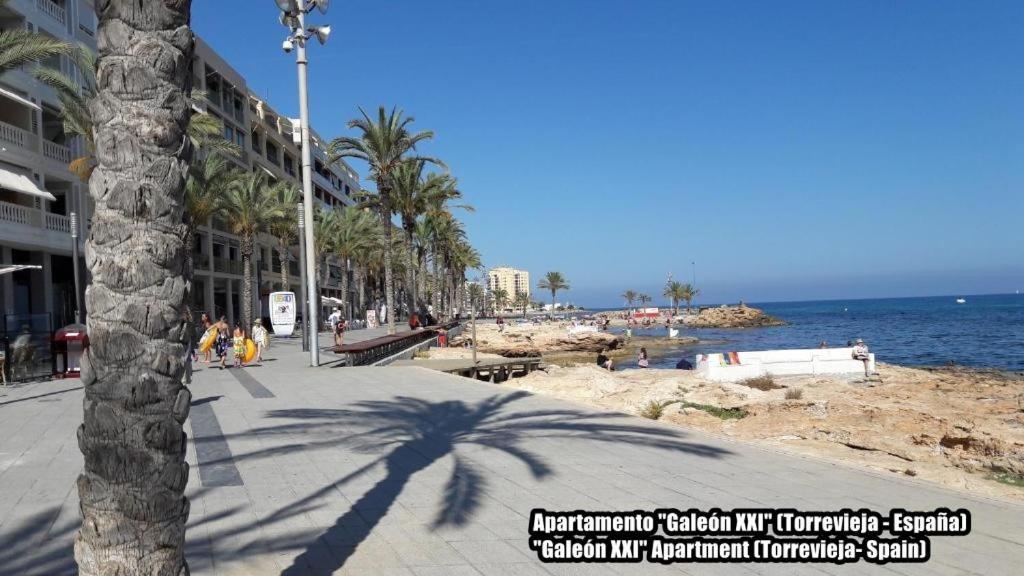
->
956, 298, 966, 304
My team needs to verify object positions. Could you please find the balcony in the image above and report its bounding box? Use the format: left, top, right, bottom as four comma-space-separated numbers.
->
213, 256, 242, 275
0, 200, 77, 252
36, 0, 66, 26
42, 139, 70, 163
44, 211, 69, 233
0, 120, 37, 151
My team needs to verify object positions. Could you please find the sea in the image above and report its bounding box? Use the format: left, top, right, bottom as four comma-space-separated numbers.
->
589, 293, 1024, 371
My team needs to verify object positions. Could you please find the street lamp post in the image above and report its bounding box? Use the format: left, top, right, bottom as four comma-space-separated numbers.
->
70, 211, 82, 324
275, 0, 331, 366
297, 203, 309, 352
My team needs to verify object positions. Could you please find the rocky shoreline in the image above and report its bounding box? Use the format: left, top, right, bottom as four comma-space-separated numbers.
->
600, 305, 786, 328
426, 319, 1024, 501
497, 362, 1024, 501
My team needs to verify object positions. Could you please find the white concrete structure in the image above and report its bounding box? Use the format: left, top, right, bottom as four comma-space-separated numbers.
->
695, 347, 876, 382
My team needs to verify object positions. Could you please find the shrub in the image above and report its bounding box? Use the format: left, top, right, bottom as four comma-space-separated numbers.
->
739, 374, 782, 391
639, 400, 667, 420
785, 388, 803, 400
680, 401, 747, 420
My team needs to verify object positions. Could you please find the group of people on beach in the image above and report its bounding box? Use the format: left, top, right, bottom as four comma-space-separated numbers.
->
196, 312, 269, 369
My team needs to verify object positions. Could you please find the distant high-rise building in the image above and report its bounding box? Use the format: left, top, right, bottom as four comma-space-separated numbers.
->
487, 267, 530, 299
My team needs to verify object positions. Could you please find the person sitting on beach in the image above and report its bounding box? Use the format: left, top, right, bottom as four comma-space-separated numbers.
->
851, 338, 872, 377
596, 351, 615, 371
638, 347, 649, 368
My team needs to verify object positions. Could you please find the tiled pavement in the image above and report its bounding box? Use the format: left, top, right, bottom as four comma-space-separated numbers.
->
0, 332, 1022, 575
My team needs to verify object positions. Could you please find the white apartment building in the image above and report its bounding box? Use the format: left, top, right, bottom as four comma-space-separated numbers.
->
0, 0, 96, 335
0, 0, 361, 338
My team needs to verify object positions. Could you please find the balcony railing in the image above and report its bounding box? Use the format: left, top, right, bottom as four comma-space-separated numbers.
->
0, 200, 32, 226
37, 0, 66, 25
44, 211, 70, 233
42, 140, 71, 163
0, 120, 35, 150
213, 257, 242, 275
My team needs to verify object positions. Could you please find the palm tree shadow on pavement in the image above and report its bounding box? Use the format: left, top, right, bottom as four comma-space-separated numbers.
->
258, 389, 731, 575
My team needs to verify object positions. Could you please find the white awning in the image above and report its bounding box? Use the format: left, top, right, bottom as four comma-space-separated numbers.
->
0, 86, 41, 112
0, 264, 42, 277
0, 165, 56, 201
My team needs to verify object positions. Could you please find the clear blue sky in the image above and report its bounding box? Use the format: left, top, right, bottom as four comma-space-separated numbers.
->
194, 0, 1024, 308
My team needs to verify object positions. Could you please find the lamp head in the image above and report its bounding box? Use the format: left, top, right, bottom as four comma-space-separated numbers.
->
279, 11, 299, 29
308, 0, 330, 14
274, 0, 300, 14
310, 24, 331, 45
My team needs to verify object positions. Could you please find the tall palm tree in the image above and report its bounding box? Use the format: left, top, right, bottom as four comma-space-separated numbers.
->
76, 2, 194, 575
221, 171, 286, 329
538, 272, 570, 313
681, 282, 701, 312
638, 293, 652, 308
391, 161, 471, 315
333, 206, 380, 319
514, 291, 530, 317
328, 106, 438, 334
184, 153, 235, 276
492, 288, 509, 314
0, 1, 70, 74
663, 280, 686, 317
267, 184, 302, 291
621, 290, 638, 313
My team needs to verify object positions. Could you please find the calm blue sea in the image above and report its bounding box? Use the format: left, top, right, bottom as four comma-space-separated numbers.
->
591, 294, 1024, 371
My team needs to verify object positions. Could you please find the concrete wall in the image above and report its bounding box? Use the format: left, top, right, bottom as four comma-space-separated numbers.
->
696, 347, 876, 382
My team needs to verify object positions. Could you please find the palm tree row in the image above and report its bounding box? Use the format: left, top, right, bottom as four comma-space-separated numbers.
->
330, 106, 480, 333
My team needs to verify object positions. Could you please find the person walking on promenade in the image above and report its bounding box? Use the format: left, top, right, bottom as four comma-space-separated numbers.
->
252, 319, 268, 364
232, 324, 246, 368
199, 313, 213, 363
215, 316, 230, 369
496, 316, 505, 333
335, 317, 348, 346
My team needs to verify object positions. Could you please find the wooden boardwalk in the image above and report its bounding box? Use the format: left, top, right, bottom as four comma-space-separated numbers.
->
389, 357, 542, 382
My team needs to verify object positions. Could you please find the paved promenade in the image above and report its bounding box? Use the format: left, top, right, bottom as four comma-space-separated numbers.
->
0, 330, 1022, 575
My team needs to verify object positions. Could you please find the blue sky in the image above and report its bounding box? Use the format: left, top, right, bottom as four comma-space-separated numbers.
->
194, 0, 1024, 307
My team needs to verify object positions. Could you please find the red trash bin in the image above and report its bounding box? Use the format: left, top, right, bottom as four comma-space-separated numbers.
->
53, 323, 88, 379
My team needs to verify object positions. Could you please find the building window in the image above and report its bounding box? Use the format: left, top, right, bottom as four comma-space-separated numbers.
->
265, 140, 280, 165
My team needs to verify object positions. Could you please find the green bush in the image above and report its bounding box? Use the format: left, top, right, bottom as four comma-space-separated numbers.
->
680, 401, 747, 420
739, 374, 782, 391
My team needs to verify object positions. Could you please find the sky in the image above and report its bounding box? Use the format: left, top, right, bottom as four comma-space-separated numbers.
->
193, 0, 1024, 308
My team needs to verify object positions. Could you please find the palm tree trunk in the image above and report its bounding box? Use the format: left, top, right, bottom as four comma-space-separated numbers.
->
418, 251, 428, 307
77, 2, 194, 575
277, 242, 290, 291
340, 258, 350, 320
404, 227, 416, 315
431, 248, 441, 317
378, 186, 396, 334
241, 237, 254, 330
356, 264, 366, 318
